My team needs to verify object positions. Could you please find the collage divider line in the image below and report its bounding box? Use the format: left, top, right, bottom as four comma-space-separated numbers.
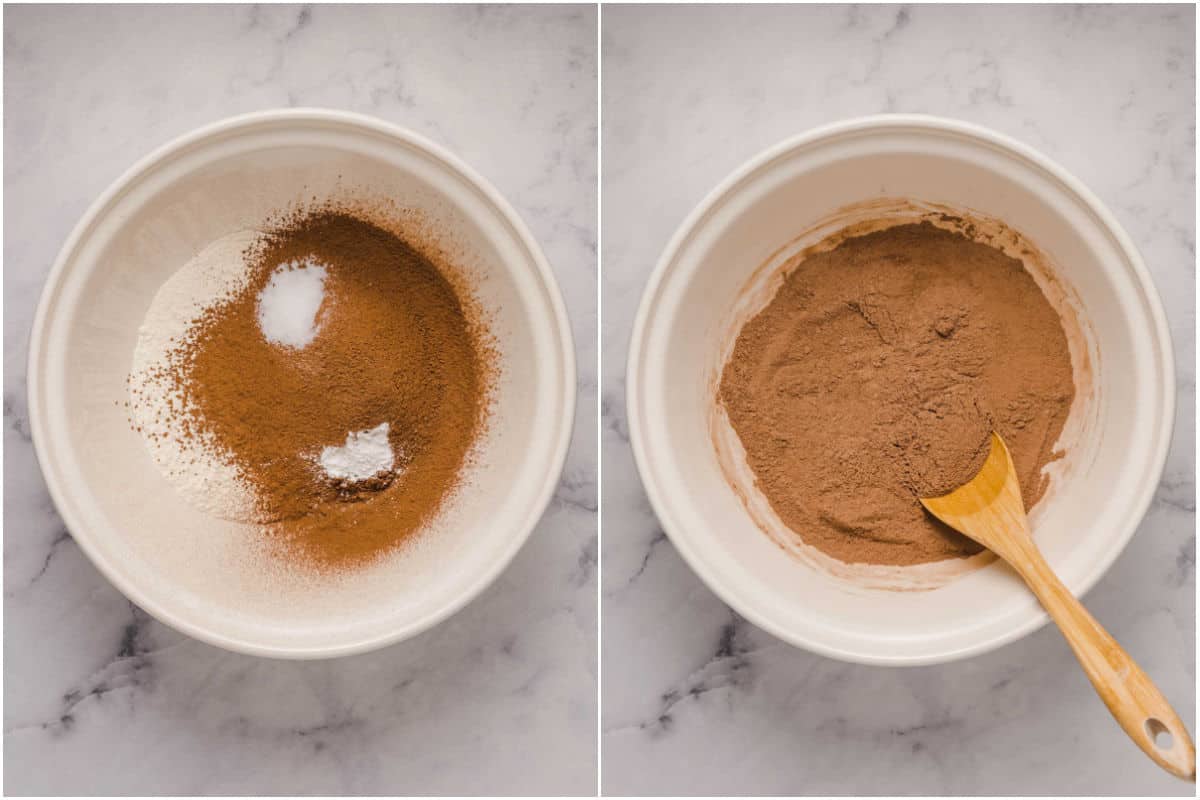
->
594, 2, 603, 796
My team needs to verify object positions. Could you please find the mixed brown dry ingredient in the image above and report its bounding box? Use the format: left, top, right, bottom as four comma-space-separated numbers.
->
135, 208, 492, 571
719, 222, 1075, 566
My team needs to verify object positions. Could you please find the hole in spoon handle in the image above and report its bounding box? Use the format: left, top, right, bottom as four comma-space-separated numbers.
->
1146, 718, 1175, 750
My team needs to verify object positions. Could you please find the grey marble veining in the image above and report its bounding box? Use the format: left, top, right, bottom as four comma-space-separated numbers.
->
601, 4, 1194, 796
4, 4, 596, 795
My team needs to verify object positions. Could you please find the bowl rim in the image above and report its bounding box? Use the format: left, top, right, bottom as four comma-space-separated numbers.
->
27, 107, 577, 659
626, 113, 1176, 666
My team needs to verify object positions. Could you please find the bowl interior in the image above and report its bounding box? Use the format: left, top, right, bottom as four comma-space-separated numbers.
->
631, 120, 1171, 664
31, 114, 572, 656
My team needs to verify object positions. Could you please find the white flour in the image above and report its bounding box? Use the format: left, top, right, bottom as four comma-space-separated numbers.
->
129, 230, 263, 521
319, 422, 396, 481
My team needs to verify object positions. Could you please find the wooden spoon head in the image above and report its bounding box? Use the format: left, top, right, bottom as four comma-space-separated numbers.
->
919, 432, 1030, 556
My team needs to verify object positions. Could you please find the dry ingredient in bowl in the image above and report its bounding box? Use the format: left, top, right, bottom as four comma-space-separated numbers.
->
719, 222, 1075, 567
130, 207, 493, 571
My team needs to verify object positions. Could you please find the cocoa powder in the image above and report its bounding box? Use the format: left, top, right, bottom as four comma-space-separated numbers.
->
719, 222, 1075, 566
139, 207, 493, 571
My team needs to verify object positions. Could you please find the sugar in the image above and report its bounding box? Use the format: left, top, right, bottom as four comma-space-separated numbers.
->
256, 258, 328, 348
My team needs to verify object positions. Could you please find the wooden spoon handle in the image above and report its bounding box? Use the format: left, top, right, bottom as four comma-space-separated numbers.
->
1010, 541, 1195, 781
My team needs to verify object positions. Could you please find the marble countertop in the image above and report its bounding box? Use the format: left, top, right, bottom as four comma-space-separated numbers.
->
601, 4, 1195, 796
4, 5, 596, 795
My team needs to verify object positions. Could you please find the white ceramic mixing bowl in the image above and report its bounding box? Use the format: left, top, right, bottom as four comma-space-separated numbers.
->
29, 109, 575, 658
628, 115, 1173, 666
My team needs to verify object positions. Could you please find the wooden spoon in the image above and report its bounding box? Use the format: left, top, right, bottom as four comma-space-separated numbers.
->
920, 432, 1196, 781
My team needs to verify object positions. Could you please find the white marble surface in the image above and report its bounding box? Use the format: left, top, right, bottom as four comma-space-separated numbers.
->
4, 5, 596, 795
602, 5, 1195, 796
